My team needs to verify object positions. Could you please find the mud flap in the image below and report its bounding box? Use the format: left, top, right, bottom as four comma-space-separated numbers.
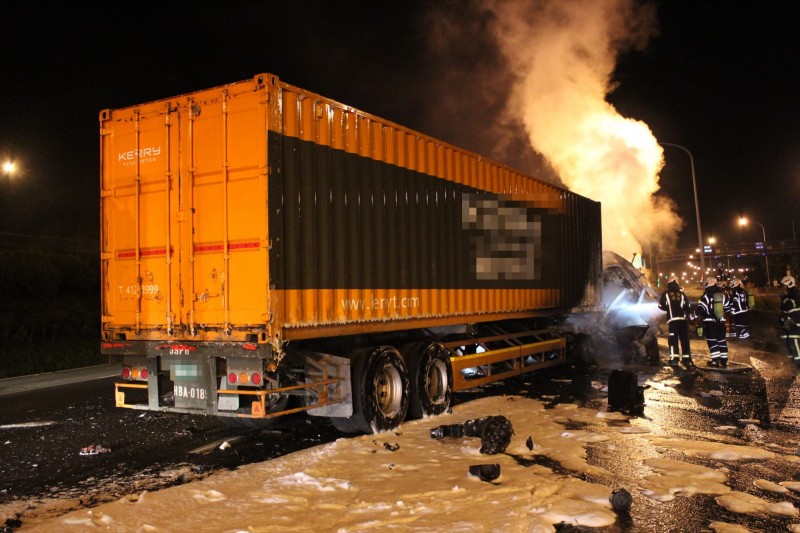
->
304, 352, 352, 417
217, 376, 239, 411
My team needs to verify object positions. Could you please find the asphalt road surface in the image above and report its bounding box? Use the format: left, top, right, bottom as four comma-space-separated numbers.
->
2, 312, 800, 531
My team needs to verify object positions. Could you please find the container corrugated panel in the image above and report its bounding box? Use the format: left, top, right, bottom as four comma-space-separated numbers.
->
100, 79, 271, 343
100, 73, 601, 344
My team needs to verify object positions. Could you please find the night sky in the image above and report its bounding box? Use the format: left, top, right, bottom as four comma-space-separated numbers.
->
1, 0, 798, 252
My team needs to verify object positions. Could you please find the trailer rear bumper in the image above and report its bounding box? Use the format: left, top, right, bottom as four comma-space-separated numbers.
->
114, 378, 343, 419
109, 340, 349, 419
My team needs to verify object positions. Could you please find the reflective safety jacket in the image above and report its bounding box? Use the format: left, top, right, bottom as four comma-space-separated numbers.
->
781, 287, 800, 325
730, 286, 750, 315
658, 281, 691, 322
697, 285, 732, 322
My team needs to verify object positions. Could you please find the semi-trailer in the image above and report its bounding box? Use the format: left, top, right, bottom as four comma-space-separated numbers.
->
101, 73, 604, 433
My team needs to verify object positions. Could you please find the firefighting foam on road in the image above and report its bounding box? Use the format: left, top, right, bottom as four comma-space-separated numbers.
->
17, 390, 800, 532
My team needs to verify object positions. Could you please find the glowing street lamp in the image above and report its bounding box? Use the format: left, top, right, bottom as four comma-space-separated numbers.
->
708, 236, 730, 270
2, 160, 14, 175
738, 216, 770, 286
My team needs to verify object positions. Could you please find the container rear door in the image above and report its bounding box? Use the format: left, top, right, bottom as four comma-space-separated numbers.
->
100, 80, 270, 340
100, 102, 177, 334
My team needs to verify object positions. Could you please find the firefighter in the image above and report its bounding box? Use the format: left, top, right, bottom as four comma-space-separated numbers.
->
658, 275, 694, 368
697, 277, 732, 368
729, 278, 751, 339
779, 275, 800, 367
716, 263, 731, 287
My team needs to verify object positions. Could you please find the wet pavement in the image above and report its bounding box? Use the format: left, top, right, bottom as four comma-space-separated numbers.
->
2, 312, 799, 531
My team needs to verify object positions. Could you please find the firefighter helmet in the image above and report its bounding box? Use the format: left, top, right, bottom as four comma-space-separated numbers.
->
704, 277, 717, 288
730, 278, 741, 288
781, 275, 796, 288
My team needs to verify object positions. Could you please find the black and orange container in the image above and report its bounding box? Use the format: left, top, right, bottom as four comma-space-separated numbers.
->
101, 74, 602, 423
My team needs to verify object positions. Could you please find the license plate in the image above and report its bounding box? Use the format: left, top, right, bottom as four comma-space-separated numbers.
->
174, 384, 208, 401
169, 361, 207, 409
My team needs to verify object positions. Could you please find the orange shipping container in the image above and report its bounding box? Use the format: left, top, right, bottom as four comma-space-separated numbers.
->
101, 74, 602, 427
100, 73, 601, 349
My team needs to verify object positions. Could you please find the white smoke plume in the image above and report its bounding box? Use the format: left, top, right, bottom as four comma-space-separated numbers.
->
485, 0, 682, 259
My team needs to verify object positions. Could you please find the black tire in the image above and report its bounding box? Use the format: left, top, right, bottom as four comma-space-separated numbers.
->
350, 346, 410, 433
402, 342, 453, 419
328, 416, 362, 434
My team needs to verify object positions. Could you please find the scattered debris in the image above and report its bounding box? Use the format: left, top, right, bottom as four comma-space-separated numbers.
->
383, 442, 400, 452
79, 445, 111, 456
610, 488, 633, 512
468, 464, 500, 482
526, 436, 534, 450
430, 424, 465, 440
3, 517, 22, 530
607, 369, 646, 414
188, 435, 246, 455
479, 416, 514, 455
430, 415, 514, 455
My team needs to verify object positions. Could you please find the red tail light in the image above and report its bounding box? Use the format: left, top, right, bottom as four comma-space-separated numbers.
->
251, 373, 262, 385
228, 372, 238, 384
140, 369, 149, 379
121, 367, 131, 380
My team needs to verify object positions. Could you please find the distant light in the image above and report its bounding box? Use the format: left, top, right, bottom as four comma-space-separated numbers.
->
2, 161, 14, 175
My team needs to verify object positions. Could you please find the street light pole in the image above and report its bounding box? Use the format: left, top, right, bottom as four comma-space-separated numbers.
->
753, 221, 771, 286
661, 143, 705, 283
739, 217, 771, 286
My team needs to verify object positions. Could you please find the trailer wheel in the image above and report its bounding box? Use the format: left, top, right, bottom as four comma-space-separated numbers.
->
328, 416, 361, 434
402, 342, 452, 419
351, 346, 410, 433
